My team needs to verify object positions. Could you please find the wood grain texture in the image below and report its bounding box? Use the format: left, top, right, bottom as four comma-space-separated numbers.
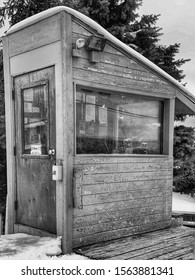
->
8, 14, 61, 56
72, 21, 178, 98
61, 11, 74, 253
74, 226, 195, 260
0, 214, 2, 236
14, 67, 56, 234
2, 36, 16, 234
71, 20, 176, 248
73, 57, 168, 85
74, 155, 173, 165
73, 156, 173, 247
73, 68, 175, 96
73, 220, 172, 247
14, 224, 56, 238
73, 203, 172, 228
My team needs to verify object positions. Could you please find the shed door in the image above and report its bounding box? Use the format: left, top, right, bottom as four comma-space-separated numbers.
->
14, 66, 56, 234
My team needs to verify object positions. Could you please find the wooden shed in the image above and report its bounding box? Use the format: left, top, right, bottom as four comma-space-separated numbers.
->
3, 6, 195, 255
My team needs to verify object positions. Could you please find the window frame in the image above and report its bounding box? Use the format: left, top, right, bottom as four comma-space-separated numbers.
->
74, 83, 170, 157
21, 79, 50, 159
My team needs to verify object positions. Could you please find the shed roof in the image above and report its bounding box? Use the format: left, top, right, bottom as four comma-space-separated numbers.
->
5, 6, 195, 116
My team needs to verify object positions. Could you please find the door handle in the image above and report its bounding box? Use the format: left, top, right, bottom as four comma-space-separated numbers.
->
48, 149, 55, 156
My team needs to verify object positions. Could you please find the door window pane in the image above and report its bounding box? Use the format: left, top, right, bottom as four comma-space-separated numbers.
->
22, 84, 48, 155
76, 87, 163, 154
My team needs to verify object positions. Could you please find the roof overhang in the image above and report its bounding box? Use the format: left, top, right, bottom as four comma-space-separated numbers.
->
175, 90, 195, 117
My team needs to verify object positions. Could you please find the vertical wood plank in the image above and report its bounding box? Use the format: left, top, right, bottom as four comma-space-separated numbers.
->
163, 98, 175, 156
2, 36, 15, 234
61, 11, 73, 254
0, 213, 2, 236
5, 195, 8, 234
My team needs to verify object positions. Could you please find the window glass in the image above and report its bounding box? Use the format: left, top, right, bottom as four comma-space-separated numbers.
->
22, 84, 48, 155
76, 87, 163, 154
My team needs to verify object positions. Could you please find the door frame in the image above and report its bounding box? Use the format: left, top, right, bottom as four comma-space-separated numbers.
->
4, 43, 65, 237
3, 12, 73, 254
14, 69, 56, 235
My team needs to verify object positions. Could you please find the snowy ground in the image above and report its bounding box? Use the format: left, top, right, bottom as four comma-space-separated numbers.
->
0, 192, 194, 260
172, 192, 195, 213
0, 233, 88, 260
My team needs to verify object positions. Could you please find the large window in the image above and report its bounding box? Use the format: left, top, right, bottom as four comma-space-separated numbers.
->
76, 87, 163, 155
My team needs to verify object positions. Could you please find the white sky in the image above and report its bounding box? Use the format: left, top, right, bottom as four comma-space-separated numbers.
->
139, 0, 195, 95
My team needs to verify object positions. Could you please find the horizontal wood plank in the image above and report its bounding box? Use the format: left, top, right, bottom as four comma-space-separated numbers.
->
175, 252, 194, 260
73, 203, 172, 228
73, 196, 172, 217
110, 236, 194, 260
80, 171, 173, 185
73, 219, 171, 247
82, 188, 171, 206
74, 156, 172, 165
72, 46, 149, 72
82, 179, 172, 195
75, 162, 172, 175
157, 247, 194, 260
73, 213, 171, 239
75, 226, 194, 255
73, 57, 168, 85
72, 20, 95, 37
73, 68, 174, 96
74, 226, 195, 260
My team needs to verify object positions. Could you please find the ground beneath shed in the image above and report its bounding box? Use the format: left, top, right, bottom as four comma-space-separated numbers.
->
0, 233, 88, 260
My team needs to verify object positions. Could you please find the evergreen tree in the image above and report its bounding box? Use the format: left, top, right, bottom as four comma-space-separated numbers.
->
74, 1, 190, 82
173, 126, 195, 194
0, 0, 77, 27
174, 126, 195, 161
0, 0, 190, 82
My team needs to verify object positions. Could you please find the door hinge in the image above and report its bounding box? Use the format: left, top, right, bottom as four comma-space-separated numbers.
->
13, 146, 16, 156
12, 89, 15, 100
15, 200, 18, 210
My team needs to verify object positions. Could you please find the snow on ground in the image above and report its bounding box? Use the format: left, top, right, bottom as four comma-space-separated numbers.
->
0, 233, 88, 260
172, 192, 195, 213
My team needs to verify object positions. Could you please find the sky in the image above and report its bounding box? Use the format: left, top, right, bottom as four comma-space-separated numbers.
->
0, 0, 195, 125
139, 0, 195, 94
139, 0, 195, 126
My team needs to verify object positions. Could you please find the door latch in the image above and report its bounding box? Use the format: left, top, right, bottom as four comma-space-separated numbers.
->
48, 149, 55, 156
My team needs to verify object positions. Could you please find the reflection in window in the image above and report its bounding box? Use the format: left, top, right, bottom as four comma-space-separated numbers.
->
22, 85, 48, 155
76, 87, 163, 154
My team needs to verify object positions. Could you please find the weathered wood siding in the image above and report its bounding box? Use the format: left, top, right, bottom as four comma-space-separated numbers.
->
72, 19, 177, 98
72, 20, 174, 248
72, 156, 173, 248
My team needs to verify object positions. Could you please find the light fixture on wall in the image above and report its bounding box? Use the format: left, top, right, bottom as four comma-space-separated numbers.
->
72, 35, 107, 63
75, 38, 86, 49
86, 35, 107, 52
72, 38, 86, 58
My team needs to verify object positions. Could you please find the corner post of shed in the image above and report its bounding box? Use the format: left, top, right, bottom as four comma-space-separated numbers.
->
163, 97, 175, 157
60, 11, 74, 254
2, 35, 16, 234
